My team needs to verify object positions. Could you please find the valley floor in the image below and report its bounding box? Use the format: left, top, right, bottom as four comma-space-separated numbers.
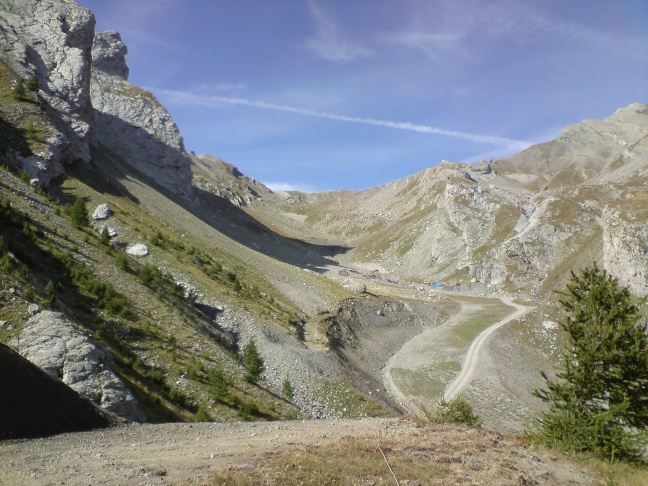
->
0, 418, 602, 485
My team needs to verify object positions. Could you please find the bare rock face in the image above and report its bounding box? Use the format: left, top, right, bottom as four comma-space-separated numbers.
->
602, 206, 648, 297
90, 32, 194, 197
10, 311, 145, 422
91, 30, 128, 80
0, 0, 95, 182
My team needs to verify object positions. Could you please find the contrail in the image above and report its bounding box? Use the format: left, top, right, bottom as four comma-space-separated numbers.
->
152, 87, 532, 151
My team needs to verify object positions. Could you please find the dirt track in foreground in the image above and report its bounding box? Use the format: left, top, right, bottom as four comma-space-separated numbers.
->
0, 418, 602, 486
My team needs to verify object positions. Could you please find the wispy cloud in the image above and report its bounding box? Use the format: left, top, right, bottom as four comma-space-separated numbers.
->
303, 0, 371, 62
152, 87, 532, 151
387, 1, 647, 62
263, 181, 317, 192
386, 31, 466, 61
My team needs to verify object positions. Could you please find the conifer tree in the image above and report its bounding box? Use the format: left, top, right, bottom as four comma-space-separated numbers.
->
528, 264, 648, 460
243, 340, 264, 383
12, 78, 25, 100
26, 75, 38, 92
68, 199, 89, 229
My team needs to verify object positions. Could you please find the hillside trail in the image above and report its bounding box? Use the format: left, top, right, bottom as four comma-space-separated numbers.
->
443, 297, 535, 402
382, 293, 534, 416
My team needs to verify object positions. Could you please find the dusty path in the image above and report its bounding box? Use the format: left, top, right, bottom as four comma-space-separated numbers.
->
0, 417, 603, 486
382, 294, 533, 417
444, 298, 535, 401
0, 418, 396, 486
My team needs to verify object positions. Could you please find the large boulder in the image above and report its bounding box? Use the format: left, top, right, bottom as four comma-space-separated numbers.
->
10, 311, 145, 422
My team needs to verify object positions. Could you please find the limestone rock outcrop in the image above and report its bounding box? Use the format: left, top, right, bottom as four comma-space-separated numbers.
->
91, 30, 129, 80
0, 0, 95, 182
10, 311, 145, 422
90, 31, 194, 197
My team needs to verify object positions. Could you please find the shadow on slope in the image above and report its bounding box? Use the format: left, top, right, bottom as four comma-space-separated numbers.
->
0, 343, 114, 440
78, 112, 349, 272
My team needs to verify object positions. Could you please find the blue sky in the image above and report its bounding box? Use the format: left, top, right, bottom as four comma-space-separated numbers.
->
78, 0, 648, 191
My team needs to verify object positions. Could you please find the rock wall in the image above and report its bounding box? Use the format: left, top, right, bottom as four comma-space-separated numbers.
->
602, 207, 648, 297
0, 0, 95, 182
10, 311, 145, 422
90, 32, 194, 197
0, 1, 193, 196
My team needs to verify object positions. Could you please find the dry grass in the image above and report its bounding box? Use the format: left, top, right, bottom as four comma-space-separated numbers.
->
205, 422, 608, 485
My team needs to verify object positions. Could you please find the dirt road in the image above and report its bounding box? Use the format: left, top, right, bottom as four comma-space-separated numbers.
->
0, 418, 396, 486
443, 298, 534, 401
0, 417, 605, 486
382, 293, 534, 419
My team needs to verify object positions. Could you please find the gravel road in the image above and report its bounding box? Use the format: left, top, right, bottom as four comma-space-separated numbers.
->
0, 418, 397, 486
444, 298, 535, 401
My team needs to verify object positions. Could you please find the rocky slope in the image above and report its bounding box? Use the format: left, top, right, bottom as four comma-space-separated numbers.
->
246, 103, 648, 299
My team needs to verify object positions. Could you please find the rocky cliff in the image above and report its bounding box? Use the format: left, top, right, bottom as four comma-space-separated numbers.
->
0, 0, 193, 195
90, 31, 194, 197
0, 0, 95, 182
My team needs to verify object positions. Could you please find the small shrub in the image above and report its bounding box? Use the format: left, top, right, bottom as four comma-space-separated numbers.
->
43, 280, 56, 306
431, 396, 481, 427
207, 366, 230, 401
243, 340, 265, 383
282, 378, 294, 399
150, 231, 163, 246
114, 253, 129, 271
26, 75, 38, 92
195, 406, 212, 422
186, 357, 203, 381
0, 235, 8, 256
145, 368, 165, 386
99, 226, 110, 245
12, 78, 25, 100
139, 264, 159, 286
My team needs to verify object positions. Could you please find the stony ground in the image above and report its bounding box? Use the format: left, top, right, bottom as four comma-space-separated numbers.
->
0, 418, 603, 486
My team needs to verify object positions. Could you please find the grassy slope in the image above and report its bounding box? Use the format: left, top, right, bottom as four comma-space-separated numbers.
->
0, 164, 304, 423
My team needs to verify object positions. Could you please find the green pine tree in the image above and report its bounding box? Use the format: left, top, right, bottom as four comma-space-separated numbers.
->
527, 264, 648, 461
12, 78, 25, 100
26, 75, 38, 92
243, 340, 264, 383
99, 226, 110, 245
68, 199, 88, 229
282, 378, 294, 399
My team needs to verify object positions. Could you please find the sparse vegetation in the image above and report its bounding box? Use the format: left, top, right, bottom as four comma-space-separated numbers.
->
12, 78, 24, 101
282, 378, 294, 399
26, 75, 38, 93
429, 396, 481, 427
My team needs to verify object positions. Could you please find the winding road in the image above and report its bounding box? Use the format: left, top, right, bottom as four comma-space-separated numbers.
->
382, 293, 534, 416
443, 298, 534, 402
